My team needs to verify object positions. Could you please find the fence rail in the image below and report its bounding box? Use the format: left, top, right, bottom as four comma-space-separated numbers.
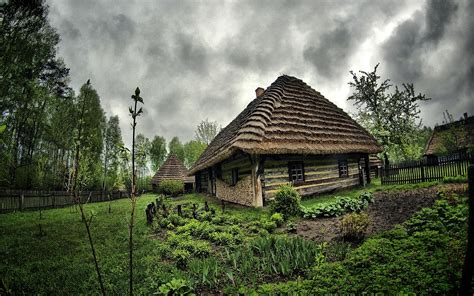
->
0, 190, 129, 213
382, 152, 472, 185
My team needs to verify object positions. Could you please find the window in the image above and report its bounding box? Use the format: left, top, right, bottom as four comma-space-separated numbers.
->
231, 168, 239, 186
339, 160, 348, 177
289, 162, 304, 182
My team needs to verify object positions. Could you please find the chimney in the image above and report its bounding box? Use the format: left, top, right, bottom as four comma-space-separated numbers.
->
255, 87, 265, 97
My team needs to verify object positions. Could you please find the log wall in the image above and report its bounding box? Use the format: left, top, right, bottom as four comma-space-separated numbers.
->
263, 154, 363, 201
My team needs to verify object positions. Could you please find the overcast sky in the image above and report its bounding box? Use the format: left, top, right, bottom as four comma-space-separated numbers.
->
47, 0, 473, 146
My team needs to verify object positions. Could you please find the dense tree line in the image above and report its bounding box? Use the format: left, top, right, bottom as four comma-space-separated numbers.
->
0, 0, 215, 191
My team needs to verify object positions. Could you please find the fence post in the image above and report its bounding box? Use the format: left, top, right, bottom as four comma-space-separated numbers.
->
421, 162, 425, 182
19, 193, 24, 211
460, 157, 474, 294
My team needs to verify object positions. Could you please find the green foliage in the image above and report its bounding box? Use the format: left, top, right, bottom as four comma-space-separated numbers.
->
171, 249, 191, 269
156, 278, 195, 295
286, 220, 298, 233
271, 185, 301, 219
149, 135, 167, 172
348, 63, 430, 163
225, 236, 321, 279
168, 137, 185, 163
270, 212, 284, 227
306, 191, 468, 294
183, 140, 207, 168
340, 212, 371, 240
442, 175, 468, 183
158, 180, 184, 197
209, 231, 237, 246
301, 192, 373, 219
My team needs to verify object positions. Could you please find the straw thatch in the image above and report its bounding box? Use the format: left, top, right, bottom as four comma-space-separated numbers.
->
189, 75, 382, 174
151, 155, 194, 185
425, 115, 474, 155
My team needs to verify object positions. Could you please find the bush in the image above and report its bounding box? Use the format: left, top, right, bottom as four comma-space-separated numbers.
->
272, 185, 301, 219
286, 220, 298, 233
260, 218, 277, 233
171, 249, 191, 269
156, 278, 194, 295
301, 192, 373, 219
209, 231, 236, 246
270, 213, 284, 227
442, 175, 468, 183
158, 180, 184, 197
340, 212, 370, 240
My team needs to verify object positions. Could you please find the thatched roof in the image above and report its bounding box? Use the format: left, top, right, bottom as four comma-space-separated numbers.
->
151, 155, 194, 184
189, 75, 382, 174
424, 115, 474, 155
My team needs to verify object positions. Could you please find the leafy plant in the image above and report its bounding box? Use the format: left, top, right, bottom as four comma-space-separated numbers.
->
271, 185, 301, 219
171, 249, 191, 269
442, 175, 468, 183
286, 220, 298, 233
270, 213, 284, 227
301, 192, 373, 219
340, 212, 371, 240
158, 180, 184, 197
156, 278, 195, 295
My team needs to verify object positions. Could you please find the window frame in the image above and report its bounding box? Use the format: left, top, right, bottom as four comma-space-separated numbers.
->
288, 161, 305, 183
338, 160, 349, 178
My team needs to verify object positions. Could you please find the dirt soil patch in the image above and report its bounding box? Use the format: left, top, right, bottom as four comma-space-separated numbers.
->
297, 184, 467, 243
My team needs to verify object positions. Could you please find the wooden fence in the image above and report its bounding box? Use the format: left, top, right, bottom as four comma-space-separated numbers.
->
0, 190, 129, 213
382, 152, 472, 185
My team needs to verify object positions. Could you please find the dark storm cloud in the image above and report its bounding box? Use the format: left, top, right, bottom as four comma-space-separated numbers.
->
46, 0, 472, 147
303, 24, 351, 79
380, 0, 473, 125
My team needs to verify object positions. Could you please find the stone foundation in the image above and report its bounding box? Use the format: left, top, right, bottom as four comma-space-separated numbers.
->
216, 175, 256, 207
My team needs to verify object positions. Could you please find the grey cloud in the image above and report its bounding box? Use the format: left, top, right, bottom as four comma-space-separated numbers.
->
46, 0, 472, 147
380, 0, 473, 125
303, 25, 351, 79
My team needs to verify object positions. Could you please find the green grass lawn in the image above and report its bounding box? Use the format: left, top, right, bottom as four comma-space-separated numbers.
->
0, 193, 277, 295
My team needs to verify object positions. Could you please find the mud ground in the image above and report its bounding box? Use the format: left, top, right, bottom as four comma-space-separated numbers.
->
297, 183, 467, 243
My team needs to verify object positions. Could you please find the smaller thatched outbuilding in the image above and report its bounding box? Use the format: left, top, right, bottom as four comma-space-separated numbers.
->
151, 155, 194, 193
425, 113, 474, 158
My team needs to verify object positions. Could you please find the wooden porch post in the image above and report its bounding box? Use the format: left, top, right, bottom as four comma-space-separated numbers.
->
250, 154, 263, 207
364, 154, 371, 184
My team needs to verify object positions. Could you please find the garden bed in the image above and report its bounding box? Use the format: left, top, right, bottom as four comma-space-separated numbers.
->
297, 183, 467, 242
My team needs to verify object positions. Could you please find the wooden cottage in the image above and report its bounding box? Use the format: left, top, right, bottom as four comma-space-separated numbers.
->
424, 113, 473, 159
189, 75, 382, 207
151, 155, 194, 193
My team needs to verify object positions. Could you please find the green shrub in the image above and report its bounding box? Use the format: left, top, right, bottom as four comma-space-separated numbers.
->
171, 249, 191, 269
270, 213, 284, 227
272, 185, 301, 219
286, 220, 298, 233
301, 192, 373, 219
260, 219, 277, 233
307, 191, 468, 294
158, 180, 184, 197
209, 231, 235, 246
177, 239, 212, 257
156, 278, 194, 295
442, 175, 468, 183
340, 212, 371, 240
